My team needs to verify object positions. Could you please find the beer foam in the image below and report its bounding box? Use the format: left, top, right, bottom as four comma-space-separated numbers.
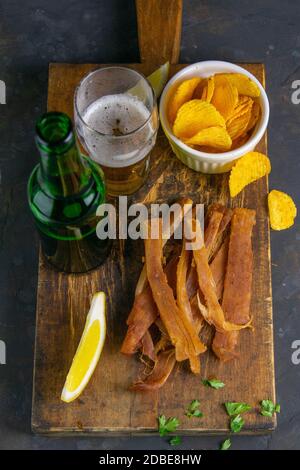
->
81, 94, 157, 168
83, 94, 150, 135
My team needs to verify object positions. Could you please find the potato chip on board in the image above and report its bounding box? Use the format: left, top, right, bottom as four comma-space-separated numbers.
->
211, 76, 238, 120
184, 126, 232, 151
268, 190, 297, 230
215, 73, 260, 98
173, 99, 226, 139
229, 151, 271, 197
168, 77, 201, 123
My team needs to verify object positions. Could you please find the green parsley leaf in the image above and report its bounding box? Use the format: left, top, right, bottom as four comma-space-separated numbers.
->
192, 409, 203, 418
220, 438, 231, 450
158, 415, 180, 436
230, 414, 244, 433
260, 400, 280, 417
202, 378, 225, 389
224, 402, 251, 417
169, 436, 181, 446
185, 400, 203, 418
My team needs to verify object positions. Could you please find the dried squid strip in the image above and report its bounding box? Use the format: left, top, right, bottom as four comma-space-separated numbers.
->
212, 208, 256, 361
131, 349, 176, 391
192, 219, 252, 333
145, 219, 205, 363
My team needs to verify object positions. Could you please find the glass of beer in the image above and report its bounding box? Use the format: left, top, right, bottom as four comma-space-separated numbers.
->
74, 67, 159, 196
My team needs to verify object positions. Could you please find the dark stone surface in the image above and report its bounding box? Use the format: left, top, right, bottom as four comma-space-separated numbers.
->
0, 0, 299, 450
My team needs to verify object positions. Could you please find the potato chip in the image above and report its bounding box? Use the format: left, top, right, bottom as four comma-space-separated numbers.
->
215, 73, 260, 97
230, 96, 253, 119
246, 100, 261, 132
194, 146, 224, 154
203, 76, 215, 102
213, 74, 227, 86
226, 108, 252, 140
173, 99, 226, 139
229, 151, 271, 197
184, 126, 232, 151
193, 79, 207, 99
168, 77, 201, 123
226, 98, 253, 140
201, 85, 207, 100
231, 133, 249, 150
268, 190, 297, 230
211, 76, 238, 120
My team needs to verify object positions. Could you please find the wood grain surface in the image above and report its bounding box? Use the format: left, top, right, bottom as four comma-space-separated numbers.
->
31, 61, 276, 435
136, 0, 182, 65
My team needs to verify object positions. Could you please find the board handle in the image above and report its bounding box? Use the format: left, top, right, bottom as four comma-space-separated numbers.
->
135, 0, 182, 65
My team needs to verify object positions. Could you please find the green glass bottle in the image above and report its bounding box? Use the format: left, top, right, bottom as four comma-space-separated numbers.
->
28, 112, 112, 273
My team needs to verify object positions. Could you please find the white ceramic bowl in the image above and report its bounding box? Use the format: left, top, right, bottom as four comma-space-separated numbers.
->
159, 61, 269, 174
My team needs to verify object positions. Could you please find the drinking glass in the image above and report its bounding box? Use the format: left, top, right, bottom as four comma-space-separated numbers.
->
74, 67, 159, 196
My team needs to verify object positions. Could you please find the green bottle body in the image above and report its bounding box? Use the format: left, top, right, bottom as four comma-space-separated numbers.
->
28, 112, 111, 273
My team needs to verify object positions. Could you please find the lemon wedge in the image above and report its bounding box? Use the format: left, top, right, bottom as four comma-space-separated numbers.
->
147, 61, 170, 98
128, 62, 169, 100
61, 292, 106, 403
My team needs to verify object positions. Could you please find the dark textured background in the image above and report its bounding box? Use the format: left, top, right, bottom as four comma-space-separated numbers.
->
0, 0, 299, 450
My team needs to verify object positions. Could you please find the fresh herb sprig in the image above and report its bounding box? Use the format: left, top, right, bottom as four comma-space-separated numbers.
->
158, 415, 180, 437
224, 402, 251, 417
169, 436, 181, 446
202, 378, 225, 390
224, 401, 251, 434
260, 400, 280, 417
220, 438, 231, 450
185, 400, 203, 418
230, 415, 244, 433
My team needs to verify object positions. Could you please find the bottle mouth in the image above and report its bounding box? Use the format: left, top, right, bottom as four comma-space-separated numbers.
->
36, 112, 75, 153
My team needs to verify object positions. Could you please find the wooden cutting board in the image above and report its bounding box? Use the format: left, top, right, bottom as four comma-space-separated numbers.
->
31, 61, 275, 435
31, 0, 276, 434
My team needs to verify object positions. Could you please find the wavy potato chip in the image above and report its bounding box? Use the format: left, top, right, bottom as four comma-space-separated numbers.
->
246, 100, 261, 132
168, 77, 201, 123
184, 126, 232, 151
226, 107, 252, 140
229, 151, 271, 197
216, 73, 260, 98
211, 76, 238, 120
169, 72, 262, 153
173, 99, 226, 139
231, 133, 249, 150
203, 76, 215, 102
200, 85, 207, 100
193, 79, 206, 99
268, 190, 297, 230
230, 96, 254, 120
193, 76, 215, 102
226, 96, 253, 140
194, 146, 224, 154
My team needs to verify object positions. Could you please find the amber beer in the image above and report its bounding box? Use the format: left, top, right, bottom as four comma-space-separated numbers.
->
75, 67, 159, 196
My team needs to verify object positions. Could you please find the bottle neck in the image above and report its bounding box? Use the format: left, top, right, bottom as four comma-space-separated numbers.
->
36, 112, 92, 198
